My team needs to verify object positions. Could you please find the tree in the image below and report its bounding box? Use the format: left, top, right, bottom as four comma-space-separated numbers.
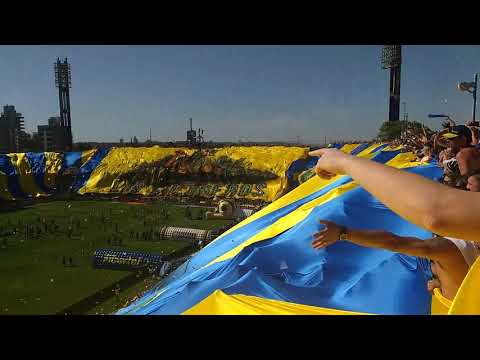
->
377, 120, 431, 141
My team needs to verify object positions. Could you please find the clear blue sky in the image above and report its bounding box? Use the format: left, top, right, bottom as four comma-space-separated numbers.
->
1, 45, 479, 144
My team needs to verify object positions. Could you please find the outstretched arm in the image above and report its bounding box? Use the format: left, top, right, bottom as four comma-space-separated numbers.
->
312, 221, 457, 262
308, 148, 480, 242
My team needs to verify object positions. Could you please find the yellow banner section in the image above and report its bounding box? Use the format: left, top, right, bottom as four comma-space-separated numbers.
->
205, 174, 345, 248
447, 257, 480, 314
431, 288, 451, 315
7, 153, 44, 198
79, 146, 308, 202
339, 143, 361, 154
205, 151, 419, 269
431, 257, 480, 315
206, 182, 358, 268
80, 149, 96, 166
183, 290, 369, 315
78, 147, 196, 195
44, 152, 64, 190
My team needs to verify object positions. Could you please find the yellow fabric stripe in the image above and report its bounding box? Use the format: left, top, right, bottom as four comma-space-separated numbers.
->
205, 181, 358, 268
44, 152, 64, 189
79, 146, 308, 201
340, 143, 360, 154
204, 174, 346, 248
80, 149, 96, 166
182, 290, 370, 315
128, 147, 433, 315
206, 151, 416, 267
212, 146, 308, 178
380, 144, 404, 152
383, 152, 419, 169
205, 147, 383, 248
448, 257, 480, 314
431, 288, 451, 315
357, 143, 387, 157
78, 147, 195, 194
7, 153, 44, 197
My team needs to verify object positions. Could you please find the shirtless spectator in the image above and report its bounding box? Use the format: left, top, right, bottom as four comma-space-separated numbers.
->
437, 125, 480, 188
444, 126, 480, 184
466, 174, 480, 192
466, 120, 479, 146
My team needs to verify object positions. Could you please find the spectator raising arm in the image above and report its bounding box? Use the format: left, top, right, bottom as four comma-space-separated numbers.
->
308, 148, 480, 242
312, 220, 459, 263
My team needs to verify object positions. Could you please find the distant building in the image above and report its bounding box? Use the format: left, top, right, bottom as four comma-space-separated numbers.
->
37, 116, 69, 152
0, 105, 27, 153
187, 118, 197, 145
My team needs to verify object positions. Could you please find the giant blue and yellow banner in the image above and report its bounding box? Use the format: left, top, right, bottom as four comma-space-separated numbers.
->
0, 146, 312, 203
117, 143, 477, 315
0, 150, 97, 201
4, 143, 479, 314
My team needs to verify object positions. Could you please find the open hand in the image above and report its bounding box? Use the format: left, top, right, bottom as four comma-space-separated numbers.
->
312, 220, 343, 250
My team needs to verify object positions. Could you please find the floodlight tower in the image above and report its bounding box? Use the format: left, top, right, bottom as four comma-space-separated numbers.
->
55, 57, 73, 150
382, 45, 402, 122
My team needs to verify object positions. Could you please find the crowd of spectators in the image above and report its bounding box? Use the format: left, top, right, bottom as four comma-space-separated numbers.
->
310, 118, 480, 303
391, 118, 480, 191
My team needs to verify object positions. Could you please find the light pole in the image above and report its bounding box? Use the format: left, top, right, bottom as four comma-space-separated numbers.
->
381, 45, 402, 122
458, 74, 478, 123
402, 102, 408, 140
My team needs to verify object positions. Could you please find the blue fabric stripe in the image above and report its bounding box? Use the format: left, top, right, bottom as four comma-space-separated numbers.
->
71, 148, 110, 192
60, 152, 83, 175
330, 143, 344, 149
118, 160, 442, 315
119, 165, 438, 315
369, 143, 390, 154
285, 156, 318, 181
167, 175, 356, 281
349, 143, 371, 155
64, 152, 82, 168
161, 149, 415, 285
25, 152, 52, 194
371, 149, 402, 164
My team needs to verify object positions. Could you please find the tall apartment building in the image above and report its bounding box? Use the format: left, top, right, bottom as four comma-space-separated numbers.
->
37, 116, 69, 152
0, 105, 26, 153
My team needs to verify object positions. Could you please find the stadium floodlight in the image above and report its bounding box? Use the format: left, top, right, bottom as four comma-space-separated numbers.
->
381, 45, 402, 122
54, 58, 72, 89
457, 74, 477, 123
54, 57, 73, 151
381, 45, 402, 69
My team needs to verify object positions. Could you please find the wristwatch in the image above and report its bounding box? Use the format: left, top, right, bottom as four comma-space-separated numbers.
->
338, 226, 348, 241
